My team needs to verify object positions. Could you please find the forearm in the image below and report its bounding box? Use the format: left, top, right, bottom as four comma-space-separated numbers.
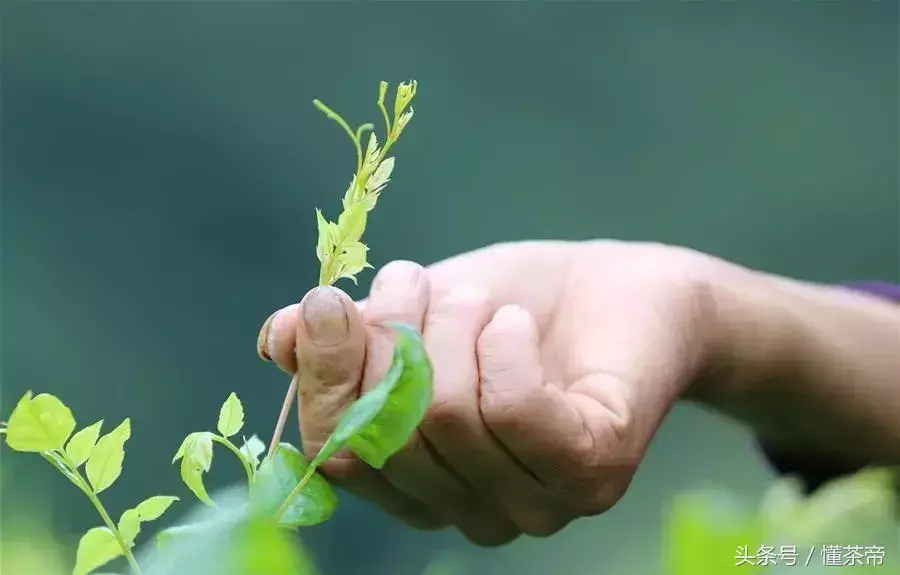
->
696, 263, 900, 466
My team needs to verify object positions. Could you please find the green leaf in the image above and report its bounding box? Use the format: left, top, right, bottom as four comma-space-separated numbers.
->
239, 435, 266, 471
5, 391, 76, 452
73, 527, 122, 575
315, 209, 332, 263
135, 495, 179, 522
148, 505, 318, 575
66, 420, 104, 467
366, 157, 394, 193
85, 419, 131, 493
173, 432, 215, 506
216, 393, 244, 438
118, 508, 141, 547
665, 491, 765, 575
181, 459, 215, 507
312, 323, 432, 469
792, 467, 896, 541
251, 442, 338, 527
336, 203, 368, 246
361, 133, 380, 176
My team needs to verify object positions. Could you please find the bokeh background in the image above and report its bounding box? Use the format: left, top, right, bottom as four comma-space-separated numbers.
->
2, 1, 897, 574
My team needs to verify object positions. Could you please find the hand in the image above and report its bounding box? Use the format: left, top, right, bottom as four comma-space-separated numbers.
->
257, 241, 724, 545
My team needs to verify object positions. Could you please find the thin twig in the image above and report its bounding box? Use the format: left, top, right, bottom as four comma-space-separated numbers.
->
267, 373, 299, 459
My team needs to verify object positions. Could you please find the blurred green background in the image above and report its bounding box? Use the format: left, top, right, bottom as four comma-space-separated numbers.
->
1, 1, 897, 574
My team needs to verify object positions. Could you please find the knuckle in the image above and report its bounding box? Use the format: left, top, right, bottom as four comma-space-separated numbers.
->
372, 260, 424, 291
479, 388, 530, 431
422, 396, 468, 431
461, 524, 520, 548
518, 512, 571, 538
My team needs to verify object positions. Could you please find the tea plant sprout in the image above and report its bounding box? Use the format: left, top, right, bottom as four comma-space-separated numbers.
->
1, 393, 178, 575
1, 80, 432, 575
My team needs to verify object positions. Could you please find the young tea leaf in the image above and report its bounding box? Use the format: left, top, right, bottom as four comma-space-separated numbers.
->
251, 442, 337, 527
66, 420, 105, 467
85, 418, 131, 493
311, 323, 432, 469
5, 391, 76, 452
134, 495, 179, 522
73, 527, 122, 575
118, 508, 142, 547
180, 459, 215, 507
239, 435, 266, 472
173, 432, 216, 507
216, 393, 244, 438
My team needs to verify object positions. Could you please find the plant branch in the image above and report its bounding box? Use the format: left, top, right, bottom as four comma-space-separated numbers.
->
59, 452, 144, 575
274, 465, 317, 522
267, 373, 299, 460
210, 435, 255, 483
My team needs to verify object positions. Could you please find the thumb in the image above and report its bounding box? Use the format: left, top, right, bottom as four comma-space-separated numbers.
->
294, 285, 367, 447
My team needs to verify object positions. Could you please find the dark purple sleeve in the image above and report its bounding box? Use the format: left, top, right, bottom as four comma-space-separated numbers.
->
757, 280, 900, 493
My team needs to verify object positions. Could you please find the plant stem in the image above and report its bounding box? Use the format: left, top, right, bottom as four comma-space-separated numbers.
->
58, 452, 144, 575
267, 373, 299, 460
211, 435, 255, 483
274, 466, 317, 522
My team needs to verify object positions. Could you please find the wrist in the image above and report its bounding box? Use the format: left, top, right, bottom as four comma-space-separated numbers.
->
693, 263, 900, 463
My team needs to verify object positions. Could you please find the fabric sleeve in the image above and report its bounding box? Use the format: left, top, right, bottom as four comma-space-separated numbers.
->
757, 280, 900, 493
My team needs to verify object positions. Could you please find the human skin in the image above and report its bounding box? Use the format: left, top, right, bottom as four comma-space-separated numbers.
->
256, 240, 900, 546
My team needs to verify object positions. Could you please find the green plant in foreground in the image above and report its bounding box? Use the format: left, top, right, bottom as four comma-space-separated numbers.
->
1, 393, 178, 575
1, 80, 430, 575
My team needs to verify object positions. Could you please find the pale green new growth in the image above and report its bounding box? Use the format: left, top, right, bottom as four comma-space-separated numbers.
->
313, 80, 417, 286
3, 391, 178, 575
217, 393, 244, 438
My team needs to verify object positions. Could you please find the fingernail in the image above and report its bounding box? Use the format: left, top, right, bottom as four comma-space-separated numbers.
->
257, 310, 278, 361
302, 287, 350, 346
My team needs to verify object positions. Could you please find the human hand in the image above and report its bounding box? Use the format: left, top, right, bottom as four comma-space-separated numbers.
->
257, 241, 724, 545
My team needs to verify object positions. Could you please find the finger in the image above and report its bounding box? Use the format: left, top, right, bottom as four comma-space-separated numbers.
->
291, 286, 368, 445
257, 303, 300, 374
361, 264, 516, 546
293, 284, 445, 531
360, 260, 429, 391
416, 285, 547, 538
478, 305, 600, 512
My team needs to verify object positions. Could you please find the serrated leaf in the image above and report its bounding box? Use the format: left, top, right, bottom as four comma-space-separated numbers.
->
337, 241, 369, 267
250, 443, 338, 527
216, 393, 244, 438
135, 495, 179, 522
396, 107, 414, 135
336, 203, 368, 246
5, 391, 76, 452
362, 133, 380, 175
73, 527, 122, 575
239, 435, 266, 471
66, 420, 104, 467
359, 190, 381, 212
315, 209, 332, 263
312, 323, 432, 469
85, 419, 131, 493
340, 175, 359, 210
172, 431, 214, 465
118, 509, 141, 547
366, 157, 394, 193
